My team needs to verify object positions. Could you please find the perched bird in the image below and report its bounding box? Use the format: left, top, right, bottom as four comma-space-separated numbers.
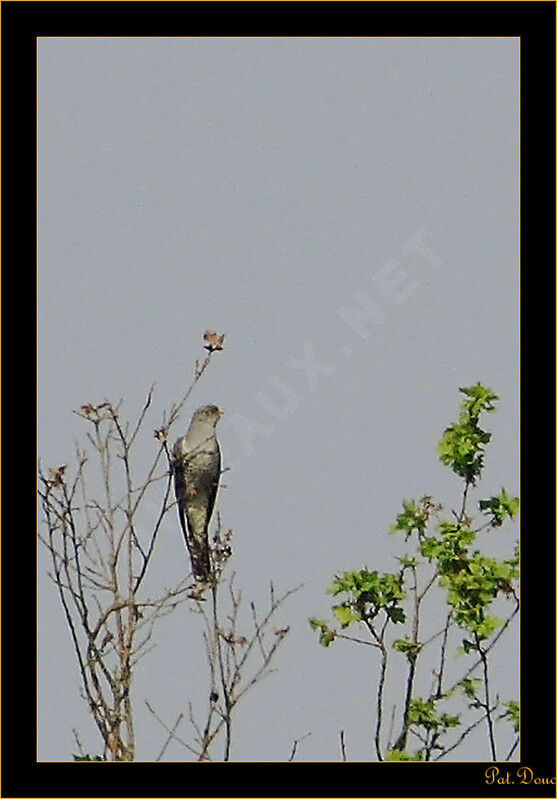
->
172, 405, 222, 583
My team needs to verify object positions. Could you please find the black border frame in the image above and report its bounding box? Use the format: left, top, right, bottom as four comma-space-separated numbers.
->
2, 2, 555, 797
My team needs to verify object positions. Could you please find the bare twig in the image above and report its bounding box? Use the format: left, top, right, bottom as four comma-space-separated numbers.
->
430, 611, 452, 701
155, 712, 185, 762
505, 735, 519, 761
39, 339, 222, 761
145, 701, 200, 759
191, 578, 301, 762
433, 712, 488, 761
475, 632, 497, 761
446, 603, 519, 695
363, 617, 388, 761
72, 728, 85, 757
288, 732, 312, 761
393, 565, 420, 752
339, 729, 347, 761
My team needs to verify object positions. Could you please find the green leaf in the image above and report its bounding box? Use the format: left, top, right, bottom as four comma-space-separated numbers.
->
459, 383, 499, 416
420, 536, 443, 560
438, 383, 498, 482
390, 496, 439, 540
396, 554, 419, 569
393, 638, 421, 663
328, 570, 405, 618
309, 618, 336, 647
499, 701, 520, 733
475, 616, 501, 641
479, 489, 520, 527
408, 698, 460, 732
388, 606, 406, 624
333, 603, 361, 628
72, 754, 105, 761
458, 678, 482, 699
385, 749, 424, 761
408, 698, 438, 729
439, 713, 461, 729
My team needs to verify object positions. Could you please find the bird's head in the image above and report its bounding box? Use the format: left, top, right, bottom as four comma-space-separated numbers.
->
193, 404, 223, 427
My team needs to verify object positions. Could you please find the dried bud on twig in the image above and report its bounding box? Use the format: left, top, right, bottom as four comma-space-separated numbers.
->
211, 527, 234, 565
154, 427, 168, 443
79, 402, 109, 418
48, 465, 67, 487
203, 330, 225, 352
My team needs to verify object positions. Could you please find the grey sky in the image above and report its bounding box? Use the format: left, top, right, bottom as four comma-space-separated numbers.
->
38, 36, 519, 762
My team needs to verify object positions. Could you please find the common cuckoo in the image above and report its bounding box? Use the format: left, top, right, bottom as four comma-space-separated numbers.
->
172, 404, 222, 582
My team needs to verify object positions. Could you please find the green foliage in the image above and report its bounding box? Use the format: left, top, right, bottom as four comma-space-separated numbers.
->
308, 618, 336, 647
396, 554, 419, 569
457, 677, 485, 710
420, 523, 476, 572
438, 383, 498, 484
499, 701, 520, 733
442, 550, 518, 641
459, 383, 499, 416
385, 748, 423, 761
311, 382, 518, 762
327, 569, 406, 625
408, 698, 460, 732
458, 677, 482, 699
393, 638, 421, 664
333, 604, 361, 628
420, 516, 518, 643
72, 754, 105, 761
390, 496, 438, 540
479, 489, 520, 527
309, 570, 406, 647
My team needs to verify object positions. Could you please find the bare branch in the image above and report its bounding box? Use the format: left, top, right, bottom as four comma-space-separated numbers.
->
505, 736, 519, 761
39, 372, 218, 760
288, 732, 312, 761
145, 701, 200, 759
339, 730, 347, 761
433, 712, 488, 761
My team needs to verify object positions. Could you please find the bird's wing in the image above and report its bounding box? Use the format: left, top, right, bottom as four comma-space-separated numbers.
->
203, 439, 221, 534
174, 449, 219, 583
173, 426, 221, 583
173, 459, 195, 558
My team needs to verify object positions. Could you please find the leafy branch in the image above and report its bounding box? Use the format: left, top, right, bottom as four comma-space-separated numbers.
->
311, 383, 519, 762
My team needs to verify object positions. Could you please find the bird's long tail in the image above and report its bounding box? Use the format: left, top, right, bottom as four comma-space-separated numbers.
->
178, 506, 211, 582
